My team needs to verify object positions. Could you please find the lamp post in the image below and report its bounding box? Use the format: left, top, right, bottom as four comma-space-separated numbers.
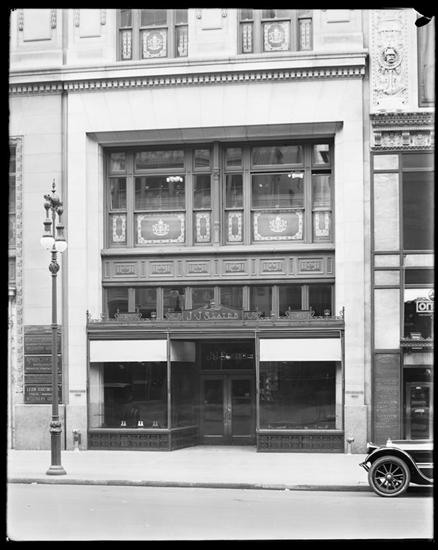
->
40, 180, 67, 475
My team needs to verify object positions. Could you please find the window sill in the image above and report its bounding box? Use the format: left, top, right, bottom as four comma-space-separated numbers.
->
102, 242, 335, 256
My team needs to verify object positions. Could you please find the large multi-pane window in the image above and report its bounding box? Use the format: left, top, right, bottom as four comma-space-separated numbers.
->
118, 9, 188, 61
239, 9, 312, 54
105, 141, 334, 248
105, 284, 334, 319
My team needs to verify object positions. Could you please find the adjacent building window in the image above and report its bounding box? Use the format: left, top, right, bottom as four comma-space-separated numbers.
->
402, 169, 434, 251
118, 9, 188, 61
239, 9, 312, 54
417, 19, 435, 106
106, 141, 334, 248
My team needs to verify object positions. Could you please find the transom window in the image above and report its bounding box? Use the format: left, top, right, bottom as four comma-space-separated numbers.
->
105, 141, 333, 248
104, 283, 334, 320
239, 9, 312, 54
118, 9, 188, 61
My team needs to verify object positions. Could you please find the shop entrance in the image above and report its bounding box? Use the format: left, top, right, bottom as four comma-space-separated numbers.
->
200, 373, 255, 445
198, 340, 255, 445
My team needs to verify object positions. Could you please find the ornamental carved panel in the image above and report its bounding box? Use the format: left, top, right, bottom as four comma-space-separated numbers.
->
370, 9, 409, 110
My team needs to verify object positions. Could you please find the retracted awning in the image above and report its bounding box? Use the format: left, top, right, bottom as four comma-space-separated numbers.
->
260, 338, 342, 362
89, 339, 167, 362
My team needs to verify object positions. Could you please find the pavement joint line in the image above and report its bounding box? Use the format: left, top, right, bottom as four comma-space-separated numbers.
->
7, 478, 371, 491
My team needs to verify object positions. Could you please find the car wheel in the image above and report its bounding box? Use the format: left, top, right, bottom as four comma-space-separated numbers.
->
368, 456, 411, 497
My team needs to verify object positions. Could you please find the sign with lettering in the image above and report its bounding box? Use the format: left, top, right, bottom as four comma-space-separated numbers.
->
416, 299, 434, 314
166, 304, 261, 321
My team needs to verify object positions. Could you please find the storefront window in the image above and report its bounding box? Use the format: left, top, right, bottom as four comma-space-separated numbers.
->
259, 362, 337, 429
171, 362, 198, 427
403, 367, 433, 439
279, 285, 302, 315
219, 286, 243, 309
192, 287, 214, 309
107, 287, 129, 318
102, 362, 167, 428
163, 287, 185, 313
135, 288, 157, 319
250, 286, 272, 317
403, 288, 434, 339
309, 285, 332, 316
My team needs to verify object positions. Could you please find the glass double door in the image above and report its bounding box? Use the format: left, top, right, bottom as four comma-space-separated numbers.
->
200, 373, 255, 445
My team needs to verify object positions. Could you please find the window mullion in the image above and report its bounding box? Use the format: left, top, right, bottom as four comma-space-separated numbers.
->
212, 142, 220, 245
168, 9, 174, 58
243, 146, 251, 245
127, 152, 135, 248
254, 11, 262, 53
185, 148, 193, 246
133, 9, 141, 60
304, 144, 312, 244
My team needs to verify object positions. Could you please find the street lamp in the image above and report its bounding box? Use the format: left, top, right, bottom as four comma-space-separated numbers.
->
41, 180, 67, 475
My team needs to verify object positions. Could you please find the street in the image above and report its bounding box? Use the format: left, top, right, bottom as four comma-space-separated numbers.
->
7, 483, 433, 541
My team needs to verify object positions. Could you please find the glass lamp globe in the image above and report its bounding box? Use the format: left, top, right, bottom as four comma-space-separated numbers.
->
40, 235, 55, 250
54, 239, 68, 253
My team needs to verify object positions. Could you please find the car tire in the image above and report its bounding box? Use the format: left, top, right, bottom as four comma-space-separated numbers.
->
368, 456, 411, 497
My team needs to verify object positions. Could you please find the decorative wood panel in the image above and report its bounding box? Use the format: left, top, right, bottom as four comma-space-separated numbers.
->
257, 432, 344, 452
88, 431, 170, 450
102, 254, 335, 282
373, 353, 401, 444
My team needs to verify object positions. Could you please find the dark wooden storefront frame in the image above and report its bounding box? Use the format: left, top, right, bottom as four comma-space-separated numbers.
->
86, 315, 345, 451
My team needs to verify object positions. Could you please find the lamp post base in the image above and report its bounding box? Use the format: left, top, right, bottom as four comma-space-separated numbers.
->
46, 465, 67, 476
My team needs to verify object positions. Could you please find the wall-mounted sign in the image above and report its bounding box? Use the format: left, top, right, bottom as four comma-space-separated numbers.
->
416, 299, 434, 313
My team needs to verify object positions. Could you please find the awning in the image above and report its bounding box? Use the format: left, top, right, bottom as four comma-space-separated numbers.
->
89, 340, 167, 362
260, 338, 342, 362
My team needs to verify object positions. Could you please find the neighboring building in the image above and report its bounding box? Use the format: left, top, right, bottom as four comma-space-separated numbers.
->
8, 8, 434, 453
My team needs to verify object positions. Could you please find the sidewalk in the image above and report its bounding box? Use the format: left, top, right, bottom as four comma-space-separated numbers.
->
7, 447, 370, 492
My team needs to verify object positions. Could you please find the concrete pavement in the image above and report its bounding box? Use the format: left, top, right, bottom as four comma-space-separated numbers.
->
7, 447, 371, 491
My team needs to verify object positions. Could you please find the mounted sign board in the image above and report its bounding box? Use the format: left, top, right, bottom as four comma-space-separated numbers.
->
260, 338, 342, 362
416, 299, 434, 313
90, 340, 167, 362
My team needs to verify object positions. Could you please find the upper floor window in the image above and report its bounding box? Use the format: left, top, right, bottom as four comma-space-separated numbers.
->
239, 9, 312, 54
118, 9, 188, 61
417, 19, 435, 106
105, 141, 333, 248
9, 146, 16, 248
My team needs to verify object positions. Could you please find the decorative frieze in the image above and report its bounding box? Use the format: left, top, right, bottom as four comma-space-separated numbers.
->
9, 63, 366, 96
102, 253, 335, 283
371, 112, 435, 150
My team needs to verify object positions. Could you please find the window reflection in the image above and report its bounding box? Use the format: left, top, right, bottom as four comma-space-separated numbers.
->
260, 362, 337, 429
103, 362, 167, 428
164, 287, 185, 313
404, 288, 434, 338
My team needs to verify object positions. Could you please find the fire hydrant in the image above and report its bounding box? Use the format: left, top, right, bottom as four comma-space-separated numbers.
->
346, 436, 354, 455
72, 429, 81, 452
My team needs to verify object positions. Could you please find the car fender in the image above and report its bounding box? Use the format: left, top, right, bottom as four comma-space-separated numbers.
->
362, 447, 432, 484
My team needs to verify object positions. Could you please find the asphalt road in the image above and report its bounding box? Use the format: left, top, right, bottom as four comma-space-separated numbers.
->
7, 483, 434, 541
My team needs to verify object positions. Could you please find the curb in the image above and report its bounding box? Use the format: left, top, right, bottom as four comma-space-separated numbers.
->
7, 478, 371, 492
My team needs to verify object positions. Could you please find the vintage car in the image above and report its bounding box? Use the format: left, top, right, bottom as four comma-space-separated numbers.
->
359, 439, 433, 497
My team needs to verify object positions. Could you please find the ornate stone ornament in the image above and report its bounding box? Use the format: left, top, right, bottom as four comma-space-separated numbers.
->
370, 9, 409, 110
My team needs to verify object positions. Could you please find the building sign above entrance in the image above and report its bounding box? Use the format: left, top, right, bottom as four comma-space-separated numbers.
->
166, 303, 261, 321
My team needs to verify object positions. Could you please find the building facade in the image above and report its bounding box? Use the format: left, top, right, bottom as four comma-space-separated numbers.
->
8, 8, 434, 453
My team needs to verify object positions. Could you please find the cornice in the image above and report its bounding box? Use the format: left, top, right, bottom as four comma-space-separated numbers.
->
370, 111, 434, 128
9, 64, 366, 96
